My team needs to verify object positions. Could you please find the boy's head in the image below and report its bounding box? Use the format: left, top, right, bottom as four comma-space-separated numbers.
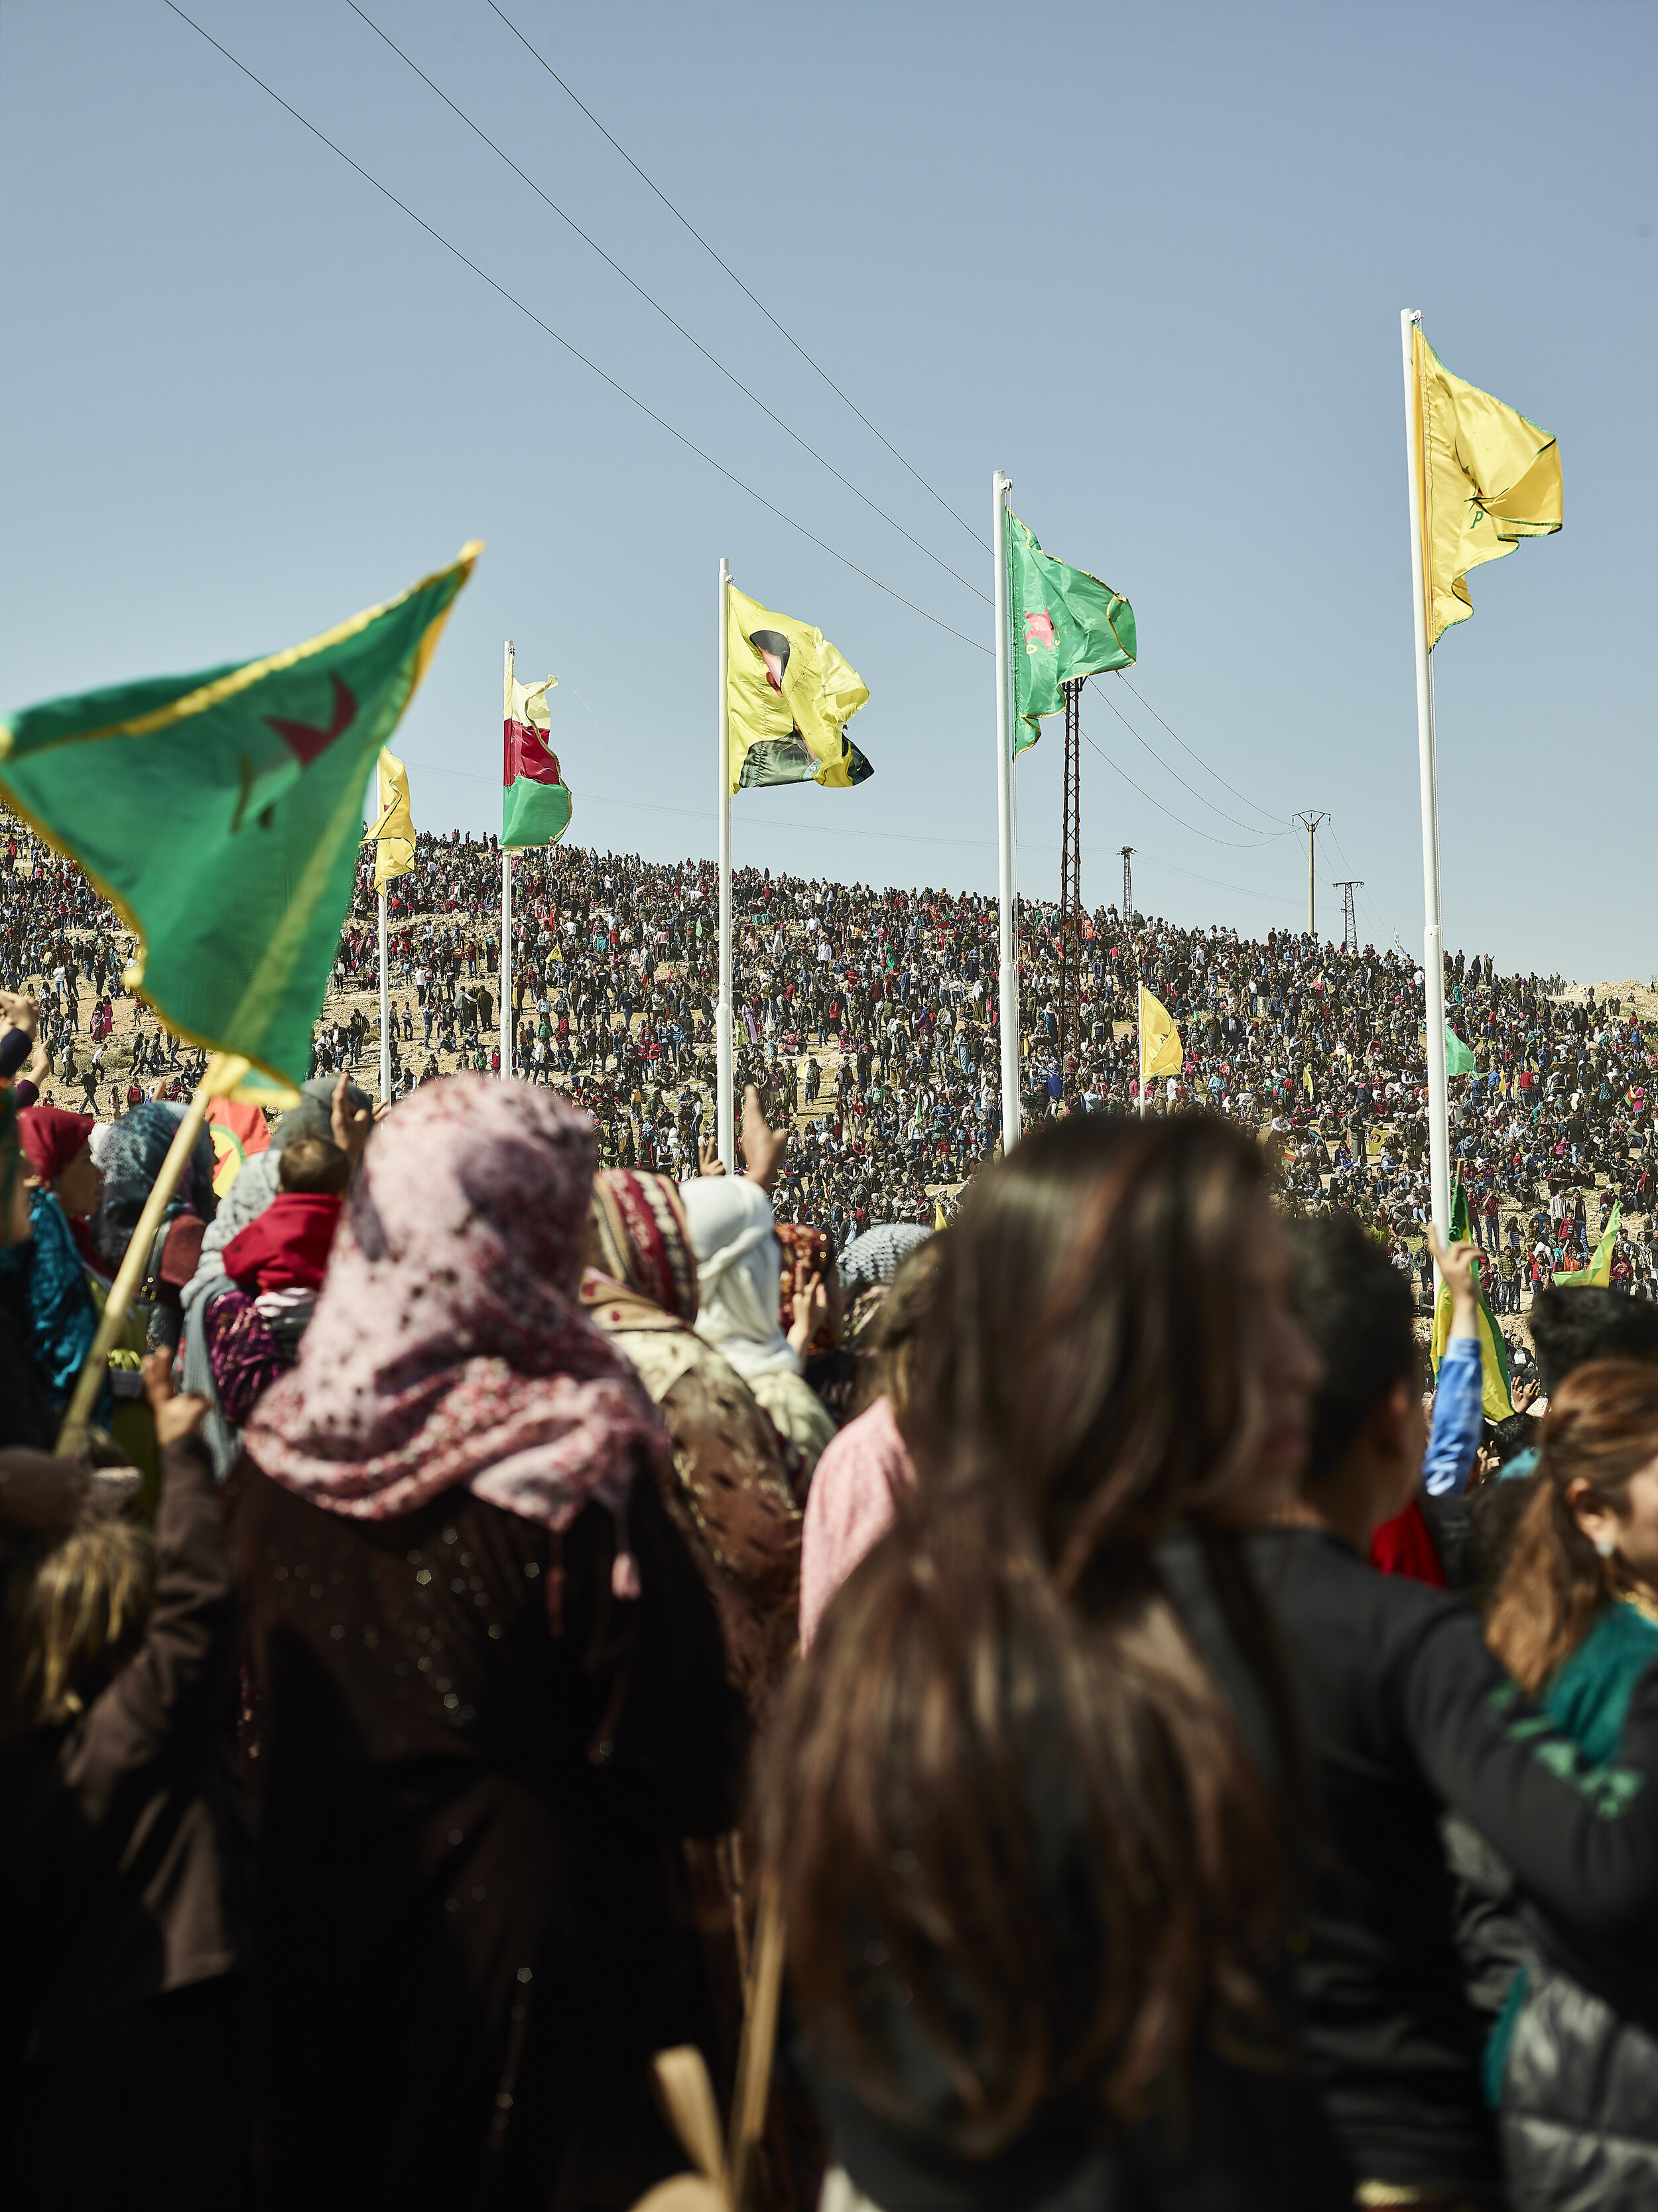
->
1, 1516, 155, 1738
1528, 1286, 1658, 1397
277, 1136, 350, 1197
1287, 1213, 1421, 1485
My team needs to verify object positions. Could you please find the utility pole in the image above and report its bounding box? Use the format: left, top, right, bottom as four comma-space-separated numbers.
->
1333, 880, 1362, 957
1293, 812, 1329, 938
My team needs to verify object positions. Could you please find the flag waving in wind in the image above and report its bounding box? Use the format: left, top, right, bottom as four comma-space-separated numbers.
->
0, 542, 478, 1093
1411, 326, 1562, 650
726, 585, 871, 792
1007, 509, 1136, 754
365, 747, 416, 891
1139, 985, 1182, 1084
503, 670, 572, 849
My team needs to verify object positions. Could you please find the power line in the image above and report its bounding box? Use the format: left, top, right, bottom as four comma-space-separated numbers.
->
1094, 680, 1291, 839
485, 0, 988, 554
1114, 675, 1288, 828
1078, 725, 1293, 850
159, 1, 991, 658
345, 0, 987, 605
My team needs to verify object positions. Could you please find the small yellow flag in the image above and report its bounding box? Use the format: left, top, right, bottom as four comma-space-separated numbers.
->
1139, 984, 1182, 1081
1413, 325, 1562, 650
726, 584, 872, 794
365, 746, 415, 891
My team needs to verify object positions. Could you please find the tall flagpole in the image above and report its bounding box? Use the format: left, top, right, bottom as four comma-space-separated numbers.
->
1400, 309, 1451, 1253
993, 471, 1021, 1154
377, 885, 391, 1103
501, 639, 514, 1080
1137, 984, 1146, 1118
716, 558, 735, 1171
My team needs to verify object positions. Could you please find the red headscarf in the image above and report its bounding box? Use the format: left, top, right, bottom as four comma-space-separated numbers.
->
17, 1105, 94, 1186
775, 1220, 834, 1354
18, 1104, 102, 1272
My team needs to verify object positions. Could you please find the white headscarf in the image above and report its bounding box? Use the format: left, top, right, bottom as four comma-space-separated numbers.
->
677, 1175, 799, 1381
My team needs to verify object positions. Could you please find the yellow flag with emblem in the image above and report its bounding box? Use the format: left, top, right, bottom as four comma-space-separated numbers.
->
726, 585, 872, 794
364, 746, 415, 891
1139, 985, 1182, 1082
1412, 325, 1561, 650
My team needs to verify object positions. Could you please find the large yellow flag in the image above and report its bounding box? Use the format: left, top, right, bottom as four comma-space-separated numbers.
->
364, 746, 414, 891
1139, 984, 1182, 1081
1413, 326, 1562, 649
726, 585, 872, 794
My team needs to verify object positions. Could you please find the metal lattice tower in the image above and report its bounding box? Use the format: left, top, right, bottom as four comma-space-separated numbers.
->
1119, 845, 1135, 928
1334, 880, 1363, 957
1056, 678, 1084, 1087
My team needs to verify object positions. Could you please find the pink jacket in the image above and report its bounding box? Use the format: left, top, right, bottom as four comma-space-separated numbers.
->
798, 1395, 914, 1651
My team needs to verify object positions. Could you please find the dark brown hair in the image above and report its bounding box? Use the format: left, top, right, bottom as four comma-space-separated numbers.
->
277, 1135, 351, 1196
1486, 1359, 1658, 1693
761, 1115, 1299, 2152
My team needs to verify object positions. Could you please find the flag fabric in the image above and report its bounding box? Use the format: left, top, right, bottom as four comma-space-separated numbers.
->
1007, 509, 1136, 754
207, 1093, 272, 1198
1556, 1201, 1620, 1288
1139, 985, 1182, 1081
726, 585, 871, 793
503, 671, 572, 850
1444, 1026, 1476, 1075
1413, 325, 1562, 651
365, 746, 416, 891
1430, 1178, 1514, 1421
0, 544, 479, 1094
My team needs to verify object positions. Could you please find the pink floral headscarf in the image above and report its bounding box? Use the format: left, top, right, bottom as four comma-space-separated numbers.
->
245, 1079, 666, 1564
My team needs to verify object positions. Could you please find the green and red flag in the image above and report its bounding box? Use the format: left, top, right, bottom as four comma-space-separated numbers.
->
503, 669, 572, 849
0, 542, 479, 1095
1007, 509, 1136, 754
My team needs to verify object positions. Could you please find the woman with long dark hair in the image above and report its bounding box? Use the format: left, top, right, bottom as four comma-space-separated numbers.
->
761, 1114, 1351, 2210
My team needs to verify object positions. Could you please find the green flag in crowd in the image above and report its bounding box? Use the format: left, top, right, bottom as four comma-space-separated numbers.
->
1444, 1026, 1476, 1075
0, 543, 479, 1092
1007, 508, 1136, 753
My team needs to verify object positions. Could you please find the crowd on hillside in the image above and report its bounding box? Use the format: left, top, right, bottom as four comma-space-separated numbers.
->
4, 814, 1655, 1305
3, 1022, 1658, 2208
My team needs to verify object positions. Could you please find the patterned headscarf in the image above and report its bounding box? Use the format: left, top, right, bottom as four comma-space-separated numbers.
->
245, 1079, 667, 1556
775, 1220, 833, 1353
584, 1168, 699, 1323
94, 1100, 218, 1270
838, 1221, 931, 1290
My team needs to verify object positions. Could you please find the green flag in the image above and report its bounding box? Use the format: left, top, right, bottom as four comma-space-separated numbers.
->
0, 542, 479, 1092
1007, 508, 1136, 753
1444, 1026, 1476, 1075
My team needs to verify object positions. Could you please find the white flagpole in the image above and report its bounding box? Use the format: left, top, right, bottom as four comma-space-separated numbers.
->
993, 471, 1021, 1154
1400, 310, 1451, 1253
716, 557, 735, 1172
377, 885, 391, 1103
501, 639, 515, 1080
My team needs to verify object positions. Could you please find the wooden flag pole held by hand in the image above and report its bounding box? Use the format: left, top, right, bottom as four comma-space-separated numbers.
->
56, 1051, 249, 1455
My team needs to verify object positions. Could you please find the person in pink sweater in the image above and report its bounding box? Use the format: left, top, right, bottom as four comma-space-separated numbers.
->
798, 1240, 942, 1650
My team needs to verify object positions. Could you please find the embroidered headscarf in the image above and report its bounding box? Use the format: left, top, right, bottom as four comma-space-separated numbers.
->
584, 1168, 698, 1324
94, 1101, 217, 1270
245, 1079, 667, 1556
678, 1175, 798, 1382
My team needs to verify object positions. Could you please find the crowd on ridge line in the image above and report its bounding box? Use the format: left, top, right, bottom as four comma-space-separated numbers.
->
3, 812, 1655, 1307
3, 1036, 1658, 2210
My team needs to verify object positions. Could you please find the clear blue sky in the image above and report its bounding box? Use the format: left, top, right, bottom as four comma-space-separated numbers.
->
4, 1, 1653, 981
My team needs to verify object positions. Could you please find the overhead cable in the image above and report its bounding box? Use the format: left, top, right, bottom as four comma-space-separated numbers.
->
485, 0, 988, 553
159, 1, 991, 656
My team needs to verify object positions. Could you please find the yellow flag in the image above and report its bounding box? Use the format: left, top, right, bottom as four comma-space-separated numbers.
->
1555, 1201, 1620, 1289
365, 746, 414, 891
726, 584, 872, 794
1139, 984, 1182, 1081
1413, 325, 1562, 650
